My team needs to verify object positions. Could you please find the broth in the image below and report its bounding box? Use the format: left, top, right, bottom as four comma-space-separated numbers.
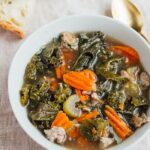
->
20, 31, 150, 150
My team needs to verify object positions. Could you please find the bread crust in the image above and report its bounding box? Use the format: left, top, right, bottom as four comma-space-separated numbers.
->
0, 20, 24, 38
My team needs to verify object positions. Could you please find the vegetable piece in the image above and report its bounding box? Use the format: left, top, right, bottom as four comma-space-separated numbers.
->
106, 58, 124, 74
82, 69, 97, 82
127, 66, 139, 82
80, 123, 97, 142
63, 70, 96, 91
75, 89, 89, 102
50, 79, 58, 91
55, 49, 66, 79
54, 83, 72, 104
111, 46, 139, 64
108, 91, 126, 110
124, 82, 141, 97
40, 38, 62, 66
79, 119, 101, 142
73, 32, 111, 71
20, 84, 30, 106
105, 105, 132, 139
131, 96, 149, 107
97, 68, 127, 83
76, 110, 99, 123
51, 111, 74, 131
28, 102, 60, 121
63, 95, 82, 118
29, 79, 50, 101
95, 118, 108, 137
55, 64, 66, 79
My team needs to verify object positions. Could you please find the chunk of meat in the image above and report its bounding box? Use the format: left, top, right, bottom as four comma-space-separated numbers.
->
140, 72, 150, 89
82, 91, 91, 95
61, 32, 78, 50
91, 92, 100, 100
100, 137, 115, 148
131, 113, 150, 128
44, 126, 67, 144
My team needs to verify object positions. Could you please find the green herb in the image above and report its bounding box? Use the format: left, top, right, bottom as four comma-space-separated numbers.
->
54, 83, 72, 103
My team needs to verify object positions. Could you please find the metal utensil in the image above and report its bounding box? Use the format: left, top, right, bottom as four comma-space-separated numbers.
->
111, 0, 149, 43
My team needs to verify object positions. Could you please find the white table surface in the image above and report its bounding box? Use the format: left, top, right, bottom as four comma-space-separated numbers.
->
0, 0, 150, 150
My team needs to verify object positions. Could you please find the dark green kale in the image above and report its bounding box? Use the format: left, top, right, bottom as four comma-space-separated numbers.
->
96, 80, 114, 98
107, 90, 126, 110
80, 119, 99, 141
28, 102, 60, 121
25, 55, 45, 82
54, 83, 72, 103
29, 79, 50, 101
72, 32, 111, 71
80, 118, 108, 141
40, 38, 63, 67
105, 57, 124, 74
131, 96, 149, 107
96, 67, 127, 83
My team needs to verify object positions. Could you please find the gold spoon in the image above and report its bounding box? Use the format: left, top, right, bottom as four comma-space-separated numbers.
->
111, 0, 149, 43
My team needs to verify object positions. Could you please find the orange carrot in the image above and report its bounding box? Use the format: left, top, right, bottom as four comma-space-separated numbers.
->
55, 64, 66, 79
118, 102, 124, 110
105, 105, 132, 139
76, 113, 88, 122
111, 45, 139, 64
51, 111, 74, 131
82, 69, 97, 82
108, 118, 127, 139
50, 79, 58, 91
75, 89, 89, 102
76, 110, 99, 123
92, 128, 97, 135
63, 70, 96, 91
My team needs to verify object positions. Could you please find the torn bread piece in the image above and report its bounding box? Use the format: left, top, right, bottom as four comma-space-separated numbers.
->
0, 0, 35, 38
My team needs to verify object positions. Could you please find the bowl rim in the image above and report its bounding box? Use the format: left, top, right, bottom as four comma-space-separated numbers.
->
8, 15, 150, 150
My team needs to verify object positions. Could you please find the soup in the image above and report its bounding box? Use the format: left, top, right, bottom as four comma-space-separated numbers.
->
20, 31, 150, 149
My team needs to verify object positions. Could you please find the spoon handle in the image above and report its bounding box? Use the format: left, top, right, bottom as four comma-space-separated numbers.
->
140, 32, 150, 44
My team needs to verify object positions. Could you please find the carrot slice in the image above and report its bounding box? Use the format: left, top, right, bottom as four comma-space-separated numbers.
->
105, 105, 132, 139
82, 69, 97, 82
51, 111, 74, 131
108, 119, 127, 139
75, 89, 89, 102
111, 45, 139, 64
63, 70, 96, 91
50, 79, 58, 91
55, 64, 66, 79
76, 113, 88, 122
76, 110, 99, 123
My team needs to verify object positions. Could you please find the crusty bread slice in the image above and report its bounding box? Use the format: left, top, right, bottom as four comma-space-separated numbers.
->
0, 0, 35, 38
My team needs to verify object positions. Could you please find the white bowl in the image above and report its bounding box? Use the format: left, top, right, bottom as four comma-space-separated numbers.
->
8, 15, 150, 150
